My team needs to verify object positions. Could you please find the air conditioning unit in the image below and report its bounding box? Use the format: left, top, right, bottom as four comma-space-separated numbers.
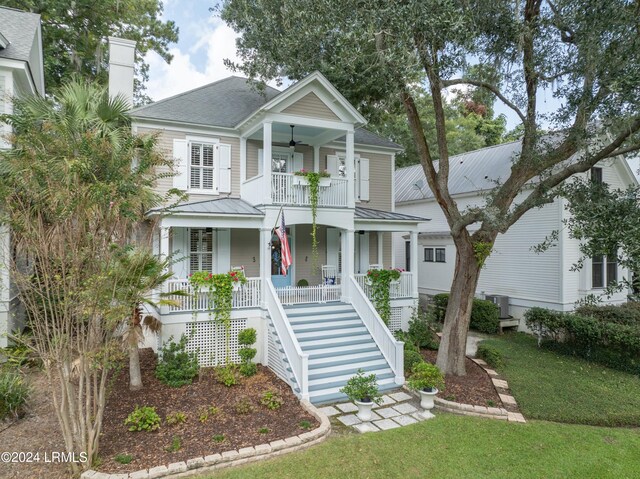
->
485, 295, 510, 319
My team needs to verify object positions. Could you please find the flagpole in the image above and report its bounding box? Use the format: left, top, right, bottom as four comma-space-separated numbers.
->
270, 204, 284, 235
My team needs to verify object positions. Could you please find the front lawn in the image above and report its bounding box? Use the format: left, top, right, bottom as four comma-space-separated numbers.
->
206, 414, 640, 479
482, 333, 640, 426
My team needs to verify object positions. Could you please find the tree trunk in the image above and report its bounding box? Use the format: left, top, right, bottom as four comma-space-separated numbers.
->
436, 237, 482, 376
129, 339, 143, 391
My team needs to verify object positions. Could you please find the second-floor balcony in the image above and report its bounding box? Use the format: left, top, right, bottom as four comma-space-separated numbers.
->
271, 172, 348, 207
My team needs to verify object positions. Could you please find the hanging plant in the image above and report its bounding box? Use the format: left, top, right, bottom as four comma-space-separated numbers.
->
188, 270, 247, 364
294, 169, 330, 271
366, 268, 402, 325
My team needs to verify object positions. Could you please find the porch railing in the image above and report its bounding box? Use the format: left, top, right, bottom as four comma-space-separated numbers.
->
275, 283, 342, 305
354, 272, 414, 300
266, 279, 309, 399
271, 172, 348, 207
349, 275, 404, 384
164, 277, 262, 312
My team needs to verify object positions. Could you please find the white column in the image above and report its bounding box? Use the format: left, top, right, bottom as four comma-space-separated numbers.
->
263, 122, 273, 204
313, 145, 320, 173
158, 226, 171, 314
240, 136, 247, 195
341, 229, 355, 301
377, 231, 384, 267
410, 230, 419, 299
260, 228, 272, 308
0, 225, 10, 348
346, 130, 355, 208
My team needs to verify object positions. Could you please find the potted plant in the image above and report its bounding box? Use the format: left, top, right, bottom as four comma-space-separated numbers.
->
339, 369, 382, 420
229, 269, 247, 291
407, 362, 445, 410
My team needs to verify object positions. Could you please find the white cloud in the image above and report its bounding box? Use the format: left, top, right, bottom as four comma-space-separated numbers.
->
144, 18, 242, 102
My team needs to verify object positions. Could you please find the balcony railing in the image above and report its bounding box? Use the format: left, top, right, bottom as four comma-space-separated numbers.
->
271, 172, 348, 207
354, 272, 414, 300
164, 277, 262, 313
275, 283, 342, 305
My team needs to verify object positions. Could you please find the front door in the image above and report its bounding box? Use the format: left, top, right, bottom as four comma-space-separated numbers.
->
271, 229, 293, 288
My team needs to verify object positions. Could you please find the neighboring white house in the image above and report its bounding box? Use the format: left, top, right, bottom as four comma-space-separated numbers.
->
0, 7, 45, 348
393, 141, 638, 323
103, 46, 425, 403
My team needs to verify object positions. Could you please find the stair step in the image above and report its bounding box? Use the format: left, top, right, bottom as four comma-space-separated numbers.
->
309, 351, 384, 368
291, 319, 363, 332
309, 377, 398, 404
289, 313, 360, 324
295, 326, 368, 341
285, 306, 355, 317
308, 358, 389, 379
306, 343, 380, 358
308, 369, 394, 389
299, 334, 373, 350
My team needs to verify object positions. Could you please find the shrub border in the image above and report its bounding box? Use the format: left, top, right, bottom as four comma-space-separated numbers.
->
82, 400, 331, 479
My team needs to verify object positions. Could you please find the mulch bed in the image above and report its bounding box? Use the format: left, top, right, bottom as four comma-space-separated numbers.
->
420, 349, 503, 408
99, 349, 318, 474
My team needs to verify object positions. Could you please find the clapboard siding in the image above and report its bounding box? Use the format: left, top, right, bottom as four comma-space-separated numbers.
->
281, 92, 341, 121
230, 229, 260, 277
137, 126, 241, 203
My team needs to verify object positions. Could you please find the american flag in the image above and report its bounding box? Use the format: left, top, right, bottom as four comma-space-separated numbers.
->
275, 210, 292, 276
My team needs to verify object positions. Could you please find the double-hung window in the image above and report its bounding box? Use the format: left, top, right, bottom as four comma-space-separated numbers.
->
592, 249, 617, 289
190, 142, 215, 191
189, 228, 214, 274
424, 247, 446, 263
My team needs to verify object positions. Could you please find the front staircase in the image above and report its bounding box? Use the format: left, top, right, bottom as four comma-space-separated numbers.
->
282, 302, 398, 404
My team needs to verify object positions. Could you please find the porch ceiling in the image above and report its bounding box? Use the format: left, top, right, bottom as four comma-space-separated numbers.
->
247, 121, 345, 146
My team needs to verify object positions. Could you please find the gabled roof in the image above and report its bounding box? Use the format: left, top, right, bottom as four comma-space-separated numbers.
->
131, 75, 400, 149
355, 206, 428, 222
0, 7, 40, 64
149, 198, 265, 216
395, 141, 523, 203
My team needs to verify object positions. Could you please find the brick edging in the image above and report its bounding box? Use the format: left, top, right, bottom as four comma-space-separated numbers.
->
404, 355, 526, 424
82, 400, 331, 479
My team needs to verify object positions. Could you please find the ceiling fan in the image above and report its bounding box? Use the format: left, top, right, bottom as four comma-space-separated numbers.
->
289, 125, 308, 150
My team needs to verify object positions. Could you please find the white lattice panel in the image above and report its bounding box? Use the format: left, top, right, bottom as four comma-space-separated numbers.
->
389, 307, 402, 332
185, 319, 247, 367
267, 324, 290, 383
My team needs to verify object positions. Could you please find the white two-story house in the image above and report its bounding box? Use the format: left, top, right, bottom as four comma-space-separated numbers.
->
105, 41, 425, 403
0, 7, 44, 348
393, 141, 638, 322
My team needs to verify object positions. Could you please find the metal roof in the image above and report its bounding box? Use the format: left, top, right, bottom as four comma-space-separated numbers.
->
395, 140, 523, 203
0, 7, 40, 64
150, 198, 265, 216
131, 75, 400, 149
355, 206, 428, 222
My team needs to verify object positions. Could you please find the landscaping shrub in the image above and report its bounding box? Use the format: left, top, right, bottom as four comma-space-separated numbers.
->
575, 303, 640, 325
124, 406, 161, 432
407, 310, 440, 349
432, 294, 500, 334
476, 344, 504, 369
155, 335, 199, 387
216, 364, 239, 386
404, 350, 424, 373
0, 368, 30, 419
524, 306, 640, 375
260, 390, 284, 410
165, 411, 187, 426
238, 328, 258, 377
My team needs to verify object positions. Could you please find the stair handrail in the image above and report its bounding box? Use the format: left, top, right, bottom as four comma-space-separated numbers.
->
265, 278, 309, 399
349, 275, 405, 385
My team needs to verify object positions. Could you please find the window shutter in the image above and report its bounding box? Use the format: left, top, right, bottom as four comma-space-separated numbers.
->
359, 157, 370, 201
216, 229, 231, 273
173, 139, 188, 190
292, 152, 304, 172
326, 228, 340, 272
326, 155, 339, 176
217, 143, 232, 193
258, 149, 263, 175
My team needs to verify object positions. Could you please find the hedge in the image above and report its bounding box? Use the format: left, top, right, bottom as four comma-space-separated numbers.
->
433, 293, 500, 334
524, 306, 640, 375
574, 302, 640, 326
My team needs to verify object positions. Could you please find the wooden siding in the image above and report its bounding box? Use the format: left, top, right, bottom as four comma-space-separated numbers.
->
293, 224, 327, 285
137, 126, 241, 203
230, 229, 260, 277
281, 92, 341, 121
245, 140, 313, 180
320, 147, 393, 211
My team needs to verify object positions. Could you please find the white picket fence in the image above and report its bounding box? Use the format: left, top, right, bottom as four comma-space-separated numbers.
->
275, 284, 342, 305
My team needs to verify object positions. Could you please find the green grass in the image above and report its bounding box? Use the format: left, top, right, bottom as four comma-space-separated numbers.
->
483, 333, 640, 426
204, 414, 640, 479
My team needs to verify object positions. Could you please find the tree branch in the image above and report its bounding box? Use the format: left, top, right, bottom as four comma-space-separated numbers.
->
441, 78, 526, 123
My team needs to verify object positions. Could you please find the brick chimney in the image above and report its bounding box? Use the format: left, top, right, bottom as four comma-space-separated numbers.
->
108, 37, 136, 107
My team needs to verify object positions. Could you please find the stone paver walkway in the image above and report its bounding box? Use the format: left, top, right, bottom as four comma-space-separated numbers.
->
318, 393, 435, 433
